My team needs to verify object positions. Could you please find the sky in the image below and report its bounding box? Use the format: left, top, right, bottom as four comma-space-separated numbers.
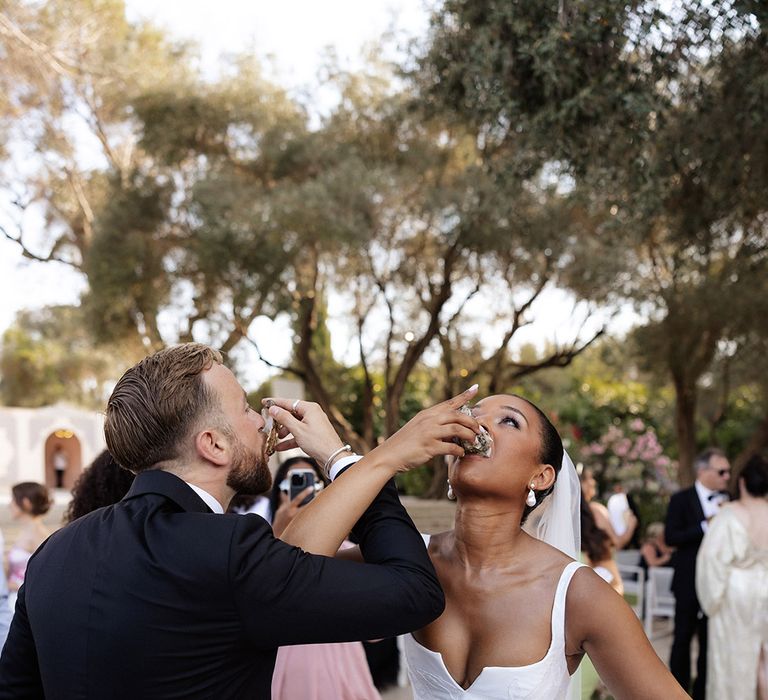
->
0, 0, 637, 388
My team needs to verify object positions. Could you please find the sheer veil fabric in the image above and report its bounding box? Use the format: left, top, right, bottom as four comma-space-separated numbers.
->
522, 451, 582, 699
522, 451, 581, 560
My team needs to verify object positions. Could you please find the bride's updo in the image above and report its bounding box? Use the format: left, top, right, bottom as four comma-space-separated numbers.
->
517, 396, 564, 524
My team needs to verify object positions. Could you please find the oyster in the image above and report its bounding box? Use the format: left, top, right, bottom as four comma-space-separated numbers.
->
456, 404, 493, 457
260, 400, 282, 456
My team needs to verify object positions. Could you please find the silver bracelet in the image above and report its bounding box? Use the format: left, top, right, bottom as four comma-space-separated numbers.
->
323, 444, 352, 476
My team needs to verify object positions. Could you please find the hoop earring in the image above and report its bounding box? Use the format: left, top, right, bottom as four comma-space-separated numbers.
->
447, 480, 456, 501
526, 483, 536, 507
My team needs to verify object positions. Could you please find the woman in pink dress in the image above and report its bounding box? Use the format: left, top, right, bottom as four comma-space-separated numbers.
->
5, 482, 51, 610
242, 456, 381, 700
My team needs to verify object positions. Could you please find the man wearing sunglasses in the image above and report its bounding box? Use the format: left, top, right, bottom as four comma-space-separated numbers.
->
665, 447, 731, 699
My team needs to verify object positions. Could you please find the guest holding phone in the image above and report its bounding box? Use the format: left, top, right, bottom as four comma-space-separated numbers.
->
231, 456, 381, 700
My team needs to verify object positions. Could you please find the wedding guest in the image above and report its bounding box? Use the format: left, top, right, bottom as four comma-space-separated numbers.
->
52, 446, 68, 489
607, 483, 642, 549
0, 529, 11, 649
227, 491, 271, 520
582, 468, 638, 550
64, 450, 135, 523
580, 492, 623, 593
696, 453, 768, 700
665, 447, 731, 699
261, 457, 380, 700
640, 522, 672, 570
268, 456, 326, 536
5, 482, 51, 610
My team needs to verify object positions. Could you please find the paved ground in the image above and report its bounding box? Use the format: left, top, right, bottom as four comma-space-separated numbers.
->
2, 492, 678, 698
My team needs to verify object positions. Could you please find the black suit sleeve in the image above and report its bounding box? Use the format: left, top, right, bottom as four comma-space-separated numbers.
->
665, 490, 704, 548
229, 479, 445, 649
0, 583, 44, 699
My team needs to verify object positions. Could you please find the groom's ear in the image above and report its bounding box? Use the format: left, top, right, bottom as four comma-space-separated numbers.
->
194, 428, 230, 467
534, 464, 556, 490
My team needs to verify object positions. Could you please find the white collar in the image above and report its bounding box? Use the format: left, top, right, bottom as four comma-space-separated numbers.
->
694, 480, 716, 500
184, 482, 224, 514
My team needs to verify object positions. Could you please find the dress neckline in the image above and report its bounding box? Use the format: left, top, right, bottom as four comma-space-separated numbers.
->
408, 560, 582, 693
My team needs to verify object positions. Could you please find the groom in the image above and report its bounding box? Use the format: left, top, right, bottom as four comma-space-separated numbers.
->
0, 343, 479, 699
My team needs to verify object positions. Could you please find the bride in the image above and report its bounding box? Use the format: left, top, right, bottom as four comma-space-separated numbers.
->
268, 393, 687, 699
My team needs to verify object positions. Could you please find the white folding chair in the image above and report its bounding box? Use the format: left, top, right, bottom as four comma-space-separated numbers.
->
617, 563, 645, 619
644, 566, 675, 638
615, 548, 641, 567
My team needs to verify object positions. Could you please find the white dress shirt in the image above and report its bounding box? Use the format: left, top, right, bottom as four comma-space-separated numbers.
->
694, 479, 725, 533
329, 453, 363, 481
185, 483, 224, 514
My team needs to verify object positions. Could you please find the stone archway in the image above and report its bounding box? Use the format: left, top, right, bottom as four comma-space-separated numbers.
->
44, 430, 82, 491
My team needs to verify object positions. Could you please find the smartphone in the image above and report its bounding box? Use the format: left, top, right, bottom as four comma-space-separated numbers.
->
288, 468, 317, 506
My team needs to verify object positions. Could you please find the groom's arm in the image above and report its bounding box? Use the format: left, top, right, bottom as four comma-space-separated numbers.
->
230, 474, 443, 647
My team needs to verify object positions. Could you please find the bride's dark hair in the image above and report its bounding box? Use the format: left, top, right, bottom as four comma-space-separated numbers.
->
516, 396, 564, 524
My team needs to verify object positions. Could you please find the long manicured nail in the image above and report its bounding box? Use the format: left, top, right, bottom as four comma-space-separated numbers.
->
468, 384, 478, 393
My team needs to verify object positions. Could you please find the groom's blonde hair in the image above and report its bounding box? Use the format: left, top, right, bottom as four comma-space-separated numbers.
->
105, 343, 223, 472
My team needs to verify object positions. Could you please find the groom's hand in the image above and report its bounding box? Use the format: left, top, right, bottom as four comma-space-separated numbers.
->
369, 385, 480, 473
262, 398, 345, 467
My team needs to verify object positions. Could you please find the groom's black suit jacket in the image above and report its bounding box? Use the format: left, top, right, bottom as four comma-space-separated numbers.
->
0, 469, 444, 699
665, 485, 707, 601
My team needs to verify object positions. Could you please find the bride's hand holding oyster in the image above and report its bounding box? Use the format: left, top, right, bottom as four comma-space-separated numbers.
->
367, 385, 482, 474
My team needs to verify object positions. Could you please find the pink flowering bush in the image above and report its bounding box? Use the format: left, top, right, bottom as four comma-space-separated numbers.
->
579, 418, 677, 495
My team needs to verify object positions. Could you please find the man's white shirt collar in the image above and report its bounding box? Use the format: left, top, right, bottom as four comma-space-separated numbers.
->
694, 479, 722, 520
185, 482, 224, 514
694, 480, 715, 500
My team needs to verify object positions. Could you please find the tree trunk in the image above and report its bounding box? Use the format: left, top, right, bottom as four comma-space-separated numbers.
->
423, 455, 450, 499
732, 413, 768, 474
673, 374, 698, 487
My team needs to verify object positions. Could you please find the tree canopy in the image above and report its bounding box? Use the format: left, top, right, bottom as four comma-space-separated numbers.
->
1, 0, 766, 491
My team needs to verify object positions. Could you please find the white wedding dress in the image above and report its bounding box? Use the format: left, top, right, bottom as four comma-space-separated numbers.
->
405, 454, 583, 699
404, 553, 585, 699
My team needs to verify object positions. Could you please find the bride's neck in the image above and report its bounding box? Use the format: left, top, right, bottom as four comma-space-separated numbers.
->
451, 498, 527, 570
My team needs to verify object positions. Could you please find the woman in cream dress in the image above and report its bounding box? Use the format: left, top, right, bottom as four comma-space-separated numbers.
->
697, 454, 768, 700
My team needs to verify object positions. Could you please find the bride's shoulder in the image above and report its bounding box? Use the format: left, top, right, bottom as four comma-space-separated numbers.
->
565, 562, 622, 615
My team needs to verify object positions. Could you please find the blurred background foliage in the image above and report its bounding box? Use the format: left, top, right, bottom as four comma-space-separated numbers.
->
1, 0, 766, 501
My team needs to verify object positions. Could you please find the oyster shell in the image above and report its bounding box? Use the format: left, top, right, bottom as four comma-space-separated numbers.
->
456, 403, 493, 457
260, 400, 281, 456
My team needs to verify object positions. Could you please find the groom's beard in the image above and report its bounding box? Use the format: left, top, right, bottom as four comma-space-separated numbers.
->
226, 437, 272, 495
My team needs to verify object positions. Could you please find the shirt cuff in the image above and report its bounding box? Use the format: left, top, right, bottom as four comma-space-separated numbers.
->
329, 454, 363, 481
701, 520, 709, 533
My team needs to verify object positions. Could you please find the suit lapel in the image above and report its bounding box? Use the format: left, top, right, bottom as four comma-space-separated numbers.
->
689, 486, 705, 523
122, 469, 215, 514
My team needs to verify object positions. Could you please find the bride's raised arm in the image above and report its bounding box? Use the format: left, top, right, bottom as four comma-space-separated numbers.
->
567, 568, 688, 699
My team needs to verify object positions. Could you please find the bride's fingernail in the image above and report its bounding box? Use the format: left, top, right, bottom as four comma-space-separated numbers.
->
269, 406, 280, 417
468, 384, 478, 392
